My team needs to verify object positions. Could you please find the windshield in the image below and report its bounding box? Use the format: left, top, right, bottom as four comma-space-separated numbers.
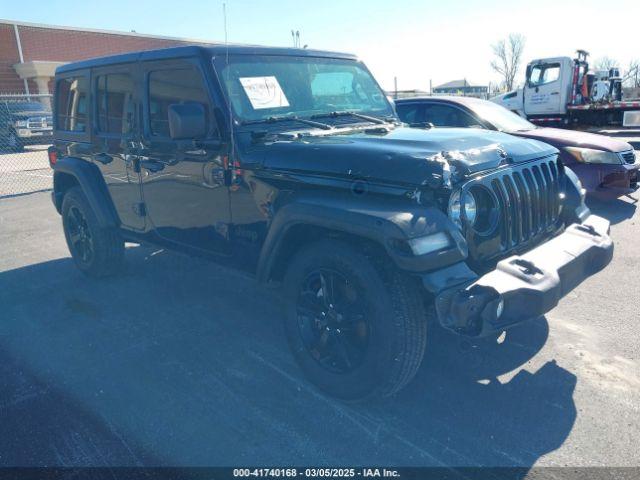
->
214, 54, 394, 124
468, 100, 535, 132
5, 102, 50, 113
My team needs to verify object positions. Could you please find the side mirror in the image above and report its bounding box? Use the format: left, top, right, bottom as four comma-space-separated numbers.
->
168, 103, 206, 140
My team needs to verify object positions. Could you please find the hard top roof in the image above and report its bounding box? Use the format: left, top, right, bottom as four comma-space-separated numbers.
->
56, 44, 358, 74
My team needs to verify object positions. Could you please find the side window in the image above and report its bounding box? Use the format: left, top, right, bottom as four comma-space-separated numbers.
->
422, 104, 479, 128
395, 104, 423, 124
96, 73, 135, 135
56, 76, 88, 132
529, 63, 561, 87
147, 68, 214, 138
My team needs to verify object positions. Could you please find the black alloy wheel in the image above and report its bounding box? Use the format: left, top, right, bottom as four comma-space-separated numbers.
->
65, 205, 95, 266
296, 268, 370, 374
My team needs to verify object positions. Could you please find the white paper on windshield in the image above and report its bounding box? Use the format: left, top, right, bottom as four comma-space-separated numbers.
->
239, 76, 290, 110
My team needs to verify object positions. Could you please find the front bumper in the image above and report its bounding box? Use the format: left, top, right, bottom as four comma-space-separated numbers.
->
600, 162, 639, 192
16, 128, 53, 140
431, 214, 613, 337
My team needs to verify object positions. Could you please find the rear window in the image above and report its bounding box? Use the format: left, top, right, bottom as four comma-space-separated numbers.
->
56, 76, 89, 132
96, 73, 135, 135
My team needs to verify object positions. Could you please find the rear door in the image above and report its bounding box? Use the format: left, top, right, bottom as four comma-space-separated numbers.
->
139, 58, 231, 255
91, 64, 145, 231
524, 62, 563, 115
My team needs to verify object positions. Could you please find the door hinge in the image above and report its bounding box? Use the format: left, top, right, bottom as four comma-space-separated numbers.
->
134, 202, 147, 217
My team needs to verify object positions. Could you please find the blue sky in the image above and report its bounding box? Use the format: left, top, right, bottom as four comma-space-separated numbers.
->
2, 0, 639, 90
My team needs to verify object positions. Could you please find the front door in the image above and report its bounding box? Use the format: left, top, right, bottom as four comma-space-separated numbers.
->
91, 65, 145, 231
139, 58, 231, 255
524, 62, 563, 116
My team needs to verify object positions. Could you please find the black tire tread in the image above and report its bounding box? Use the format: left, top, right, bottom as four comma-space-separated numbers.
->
284, 239, 428, 400
62, 186, 124, 277
376, 263, 428, 397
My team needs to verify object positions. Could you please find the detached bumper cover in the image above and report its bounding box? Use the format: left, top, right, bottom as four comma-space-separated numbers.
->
434, 214, 613, 336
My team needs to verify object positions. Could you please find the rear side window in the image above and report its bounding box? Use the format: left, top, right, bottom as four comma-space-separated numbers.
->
56, 76, 88, 132
422, 104, 479, 128
96, 73, 135, 135
395, 103, 424, 124
147, 68, 213, 137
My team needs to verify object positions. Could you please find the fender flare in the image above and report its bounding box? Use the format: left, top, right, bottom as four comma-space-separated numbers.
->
52, 157, 120, 228
256, 191, 467, 283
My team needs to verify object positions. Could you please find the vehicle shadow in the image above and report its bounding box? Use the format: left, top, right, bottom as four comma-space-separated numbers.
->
587, 192, 637, 224
0, 246, 576, 471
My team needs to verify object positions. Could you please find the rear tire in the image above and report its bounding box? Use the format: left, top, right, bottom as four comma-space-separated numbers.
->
283, 239, 428, 401
61, 186, 124, 277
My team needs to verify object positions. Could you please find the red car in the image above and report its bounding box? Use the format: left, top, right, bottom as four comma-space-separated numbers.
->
394, 96, 638, 194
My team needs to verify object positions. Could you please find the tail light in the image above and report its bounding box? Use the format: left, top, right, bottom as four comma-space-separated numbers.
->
47, 146, 58, 168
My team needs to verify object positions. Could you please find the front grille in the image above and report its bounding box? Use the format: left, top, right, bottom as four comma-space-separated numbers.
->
463, 156, 564, 261
621, 151, 636, 165
26, 116, 52, 129
487, 157, 563, 251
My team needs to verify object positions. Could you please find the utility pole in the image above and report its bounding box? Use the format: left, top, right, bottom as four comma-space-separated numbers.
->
394, 77, 398, 99
291, 29, 302, 48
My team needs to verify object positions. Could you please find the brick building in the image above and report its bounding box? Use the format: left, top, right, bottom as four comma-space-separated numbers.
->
0, 19, 216, 108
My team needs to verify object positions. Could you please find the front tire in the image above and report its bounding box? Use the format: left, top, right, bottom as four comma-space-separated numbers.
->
283, 239, 428, 400
62, 186, 124, 277
7, 132, 24, 152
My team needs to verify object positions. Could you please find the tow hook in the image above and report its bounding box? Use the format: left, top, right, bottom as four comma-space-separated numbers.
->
510, 258, 543, 276
576, 224, 601, 237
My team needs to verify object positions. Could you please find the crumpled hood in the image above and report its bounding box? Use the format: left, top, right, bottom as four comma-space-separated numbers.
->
260, 126, 557, 187
513, 127, 632, 153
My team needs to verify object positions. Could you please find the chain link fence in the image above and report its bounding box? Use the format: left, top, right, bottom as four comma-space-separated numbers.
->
0, 94, 54, 197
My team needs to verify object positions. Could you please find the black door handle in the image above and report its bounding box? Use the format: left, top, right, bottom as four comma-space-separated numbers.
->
94, 153, 112, 165
141, 160, 165, 173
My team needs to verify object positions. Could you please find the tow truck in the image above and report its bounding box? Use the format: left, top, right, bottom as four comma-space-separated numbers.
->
492, 50, 640, 147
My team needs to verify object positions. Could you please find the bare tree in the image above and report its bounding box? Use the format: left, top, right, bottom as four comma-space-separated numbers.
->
623, 60, 639, 88
593, 56, 619, 71
490, 34, 526, 92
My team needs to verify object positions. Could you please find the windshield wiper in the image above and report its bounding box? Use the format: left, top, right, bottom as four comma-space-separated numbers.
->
310, 111, 391, 125
240, 115, 333, 130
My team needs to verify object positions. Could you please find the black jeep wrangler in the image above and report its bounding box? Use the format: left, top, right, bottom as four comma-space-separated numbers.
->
50, 46, 613, 400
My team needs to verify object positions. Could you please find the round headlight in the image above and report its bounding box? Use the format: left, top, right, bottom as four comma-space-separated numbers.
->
448, 190, 477, 228
463, 191, 477, 225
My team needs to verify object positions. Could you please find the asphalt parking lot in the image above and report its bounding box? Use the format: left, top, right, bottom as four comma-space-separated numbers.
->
0, 190, 639, 469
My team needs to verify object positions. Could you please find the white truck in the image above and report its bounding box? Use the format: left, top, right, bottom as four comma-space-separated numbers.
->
492, 51, 640, 145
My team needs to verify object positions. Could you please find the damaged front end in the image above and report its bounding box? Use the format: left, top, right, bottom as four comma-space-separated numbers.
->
417, 148, 613, 337
429, 215, 612, 336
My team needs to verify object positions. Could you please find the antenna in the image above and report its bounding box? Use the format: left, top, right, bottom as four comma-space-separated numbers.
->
223, 2, 235, 174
